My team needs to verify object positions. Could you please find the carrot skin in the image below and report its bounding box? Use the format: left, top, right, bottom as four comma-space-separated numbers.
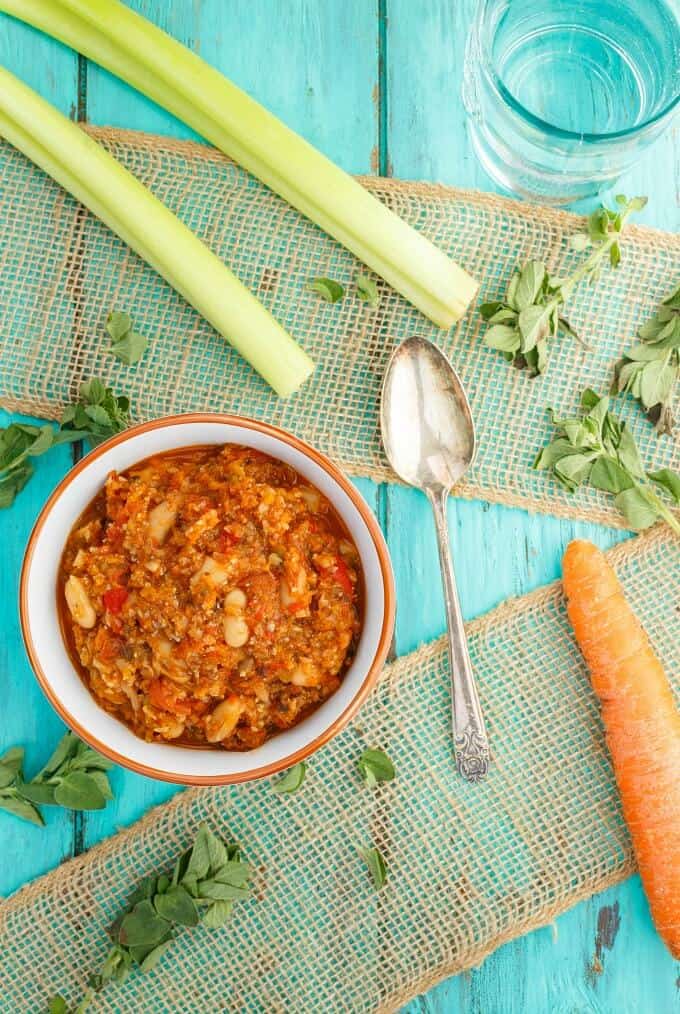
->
562, 539, 680, 959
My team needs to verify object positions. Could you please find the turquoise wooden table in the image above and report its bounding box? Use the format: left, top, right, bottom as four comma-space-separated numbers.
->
1, 4, 679, 1012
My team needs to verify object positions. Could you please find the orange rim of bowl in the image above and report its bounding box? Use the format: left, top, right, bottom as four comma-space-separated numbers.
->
19, 413, 396, 786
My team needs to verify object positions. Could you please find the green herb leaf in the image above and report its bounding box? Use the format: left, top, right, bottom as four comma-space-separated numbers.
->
647, 468, 680, 505
39, 732, 80, 777
589, 457, 633, 495
47, 996, 71, 1014
16, 780, 57, 806
613, 282, 680, 434
358, 846, 387, 891
0, 792, 45, 826
119, 901, 171, 949
273, 761, 307, 794
138, 939, 174, 973
110, 330, 148, 366
186, 824, 212, 879
106, 310, 133, 342
356, 274, 379, 307
485, 324, 520, 353
514, 261, 546, 310
614, 486, 660, 531
0, 746, 24, 788
53, 771, 108, 811
308, 277, 344, 303
154, 886, 199, 927
197, 879, 250, 902
357, 748, 395, 788
202, 900, 234, 929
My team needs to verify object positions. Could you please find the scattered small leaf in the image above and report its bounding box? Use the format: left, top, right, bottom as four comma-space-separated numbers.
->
308, 277, 344, 303
356, 274, 380, 307
273, 762, 307, 794
357, 748, 395, 788
358, 846, 387, 891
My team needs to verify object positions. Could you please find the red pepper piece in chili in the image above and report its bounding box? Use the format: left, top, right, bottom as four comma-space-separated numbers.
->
103, 586, 128, 614
217, 529, 239, 553
329, 555, 354, 598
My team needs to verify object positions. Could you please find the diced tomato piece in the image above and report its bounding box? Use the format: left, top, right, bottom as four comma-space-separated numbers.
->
103, 586, 128, 614
217, 529, 239, 552
147, 678, 193, 716
330, 556, 354, 598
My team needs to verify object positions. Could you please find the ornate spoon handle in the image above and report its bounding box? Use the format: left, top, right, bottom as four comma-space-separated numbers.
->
427, 486, 490, 782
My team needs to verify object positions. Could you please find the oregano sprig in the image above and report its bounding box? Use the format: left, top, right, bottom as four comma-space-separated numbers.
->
481, 196, 647, 376
535, 389, 680, 534
612, 282, 680, 435
0, 379, 131, 510
0, 732, 114, 825
49, 822, 252, 1013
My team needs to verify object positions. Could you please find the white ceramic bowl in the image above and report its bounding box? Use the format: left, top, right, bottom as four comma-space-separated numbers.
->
20, 414, 395, 785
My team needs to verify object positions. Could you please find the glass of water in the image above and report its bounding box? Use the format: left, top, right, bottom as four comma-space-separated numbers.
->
462, 0, 680, 204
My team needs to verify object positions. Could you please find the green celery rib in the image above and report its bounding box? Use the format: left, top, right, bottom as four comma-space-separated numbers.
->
1, 0, 479, 327
0, 66, 314, 398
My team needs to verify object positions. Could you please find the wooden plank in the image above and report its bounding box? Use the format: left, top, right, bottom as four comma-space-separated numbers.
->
85, 0, 378, 172
0, 410, 76, 897
0, 15, 81, 897
387, 1, 680, 1011
0, 12, 79, 115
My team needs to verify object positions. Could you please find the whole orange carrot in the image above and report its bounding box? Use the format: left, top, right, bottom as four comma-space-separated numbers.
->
562, 539, 680, 959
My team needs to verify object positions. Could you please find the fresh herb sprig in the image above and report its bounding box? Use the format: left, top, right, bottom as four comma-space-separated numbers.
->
481, 196, 647, 376
0, 732, 114, 826
61, 378, 131, 446
612, 282, 680, 435
0, 379, 131, 510
0, 422, 86, 509
106, 310, 148, 366
49, 822, 252, 1014
535, 389, 680, 534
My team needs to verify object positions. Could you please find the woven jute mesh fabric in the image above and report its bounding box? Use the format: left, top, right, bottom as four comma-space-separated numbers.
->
1, 527, 677, 1013
0, 127, 678, 528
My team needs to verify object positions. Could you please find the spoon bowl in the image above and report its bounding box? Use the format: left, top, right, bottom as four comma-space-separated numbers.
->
380, 335, 476, 492
380, 336, 490, 783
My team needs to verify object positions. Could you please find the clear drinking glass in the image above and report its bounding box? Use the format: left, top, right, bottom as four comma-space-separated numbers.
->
462, 0, 680, 204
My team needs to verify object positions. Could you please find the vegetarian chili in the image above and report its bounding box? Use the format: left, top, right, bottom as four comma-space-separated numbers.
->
58, 444, 363, 750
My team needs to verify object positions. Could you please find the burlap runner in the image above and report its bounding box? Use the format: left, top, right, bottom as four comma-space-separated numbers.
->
0, 127, 678, 528
1, 527, 677, 1012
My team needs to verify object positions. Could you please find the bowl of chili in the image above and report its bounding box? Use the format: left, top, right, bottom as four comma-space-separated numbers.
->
20, 414, 395, 785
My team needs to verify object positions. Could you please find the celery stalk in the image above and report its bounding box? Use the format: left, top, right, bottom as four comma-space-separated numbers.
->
1, 0, 479, 327
0, 66, 314, 397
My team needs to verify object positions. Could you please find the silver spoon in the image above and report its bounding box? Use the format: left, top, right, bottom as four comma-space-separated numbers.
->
380, 335, 490, 783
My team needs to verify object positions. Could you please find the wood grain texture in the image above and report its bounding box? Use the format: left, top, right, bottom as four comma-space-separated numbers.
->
0, 1, 678, 1011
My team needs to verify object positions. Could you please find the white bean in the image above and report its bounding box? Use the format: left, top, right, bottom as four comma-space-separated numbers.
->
224, 588, 247, 611
205, 695, 245, 742
224, 614, 249, 648
64, 575, 96, 629
192, 556, 230, 587
148, 500, 177, 545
